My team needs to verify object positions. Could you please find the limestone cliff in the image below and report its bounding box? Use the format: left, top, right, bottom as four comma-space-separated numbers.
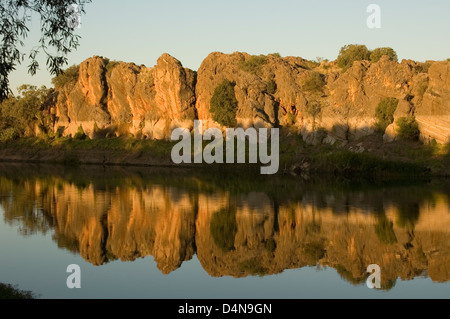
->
54, 54, 196, 140
51, 53, 450, 144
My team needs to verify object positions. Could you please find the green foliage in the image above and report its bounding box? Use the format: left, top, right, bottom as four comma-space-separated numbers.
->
370, 47, 398, 63
397, 116, 420, 141
315, 127, 328, 142
416, 62, 432, 73
210, 207, 237, 252
51, 65, 79, 88
302, 241, 326, 265
318, 150, 428, 175
337, 44, 371, 72
306, 100, 322, 119
375, 215, 398, 244
396, 202, 420, 229
106, 60, 120, 76
0, 283, 36, 299
74, 125, 87, 140
417, 81, 429, 98
0, 127, 20, 142
335, 264, 366, 286
239, 257, 268, 276
0, 85, 52, 137
239, 55, 267, 74
210, 79, 239, 127
375, 97, 399, 131
265, 79, 277, 95
0, 0, 91, 102
303, 72, 326, 92
264, 239, 277, 252
306, 100, 323, 131
316, 57, 326, 63
268, 53, 281, 58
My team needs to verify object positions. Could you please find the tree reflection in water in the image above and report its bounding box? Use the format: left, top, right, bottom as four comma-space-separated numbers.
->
0, 163, 449, 290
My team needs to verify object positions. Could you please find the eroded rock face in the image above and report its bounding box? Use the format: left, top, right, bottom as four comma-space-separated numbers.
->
415, 62, 450, 144
52, 53, 450, 144
54, 54, 196, 140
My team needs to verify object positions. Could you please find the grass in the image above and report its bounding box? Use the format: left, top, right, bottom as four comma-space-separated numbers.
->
0, 136, 176, 154
0, 128, 448, 177
314, 150, 428, 176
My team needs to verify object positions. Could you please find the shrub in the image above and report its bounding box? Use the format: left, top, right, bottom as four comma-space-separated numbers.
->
416, 62, 432, 73
315, 127, 328, 142
268, 53, 281, 58
375, 215, 398, 244
0, 127, 20, 142
265, 239, 277, 252
0, 283, 35, 299
210, 207, 237, 252
106, 60, 120, 76
337, 44, 371, 72
375, 97, 399, 131
370, 47, 398, 63
74, 125, 87, 140
303, 72, 326, 92
0, 85, 52, 136
210, 79, 239, 127
417, 81, 428, 98
306, 100, 322, 131
397, 116, 420, 141
239, 257, 267, 276
265, 79, 277, 95
51, 65, 79, 88
239, 55, 267, 74
306, 100, 322, 118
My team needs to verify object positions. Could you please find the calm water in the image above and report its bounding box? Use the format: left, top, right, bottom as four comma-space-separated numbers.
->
0, 163, 449, 299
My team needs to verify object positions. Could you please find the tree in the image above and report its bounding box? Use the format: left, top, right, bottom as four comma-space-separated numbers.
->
0, 85, 52, 137
375, 97, 399, 131
303, 72, 326, 93
265, 77, 277, 95
238, 55, 267, 74
397, 116, 420, 141
370, 47, 398, 63
337, 44, 371, 72
306, 100, 322, 131
0, 0, 91, 102
210, 207, 237, 252
210, 79, 239, 127
51, 65, 79, 88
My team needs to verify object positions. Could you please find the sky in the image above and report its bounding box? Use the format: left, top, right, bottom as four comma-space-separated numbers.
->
8, 0, 450, 94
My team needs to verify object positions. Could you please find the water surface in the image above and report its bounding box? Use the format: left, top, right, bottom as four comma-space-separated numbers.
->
0, 164, 449, 299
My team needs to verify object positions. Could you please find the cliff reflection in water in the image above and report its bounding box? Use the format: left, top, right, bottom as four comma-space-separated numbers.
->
0, 164, 449, 290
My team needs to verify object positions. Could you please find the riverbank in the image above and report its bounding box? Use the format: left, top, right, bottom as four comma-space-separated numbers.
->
0, 131, 448, 178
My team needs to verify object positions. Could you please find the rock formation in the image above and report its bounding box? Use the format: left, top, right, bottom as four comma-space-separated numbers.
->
50, 53, 450, 144
54, 53, 196, 140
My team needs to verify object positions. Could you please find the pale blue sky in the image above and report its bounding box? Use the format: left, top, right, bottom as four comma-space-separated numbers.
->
9, 0, 450, 93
